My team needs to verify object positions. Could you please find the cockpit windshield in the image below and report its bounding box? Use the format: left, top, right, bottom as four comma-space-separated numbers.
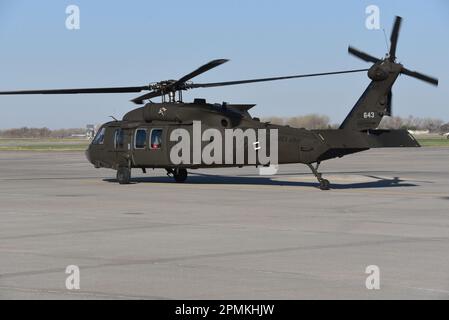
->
92, 127, 106, 145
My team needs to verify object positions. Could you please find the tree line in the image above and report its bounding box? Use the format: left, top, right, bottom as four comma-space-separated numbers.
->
0, 116, 448, 138
262, 114, 448, 132
0, 127, 86, 138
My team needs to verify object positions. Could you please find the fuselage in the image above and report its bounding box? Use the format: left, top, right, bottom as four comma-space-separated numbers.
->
85, 100, 419, 171
86, 101, 333, 170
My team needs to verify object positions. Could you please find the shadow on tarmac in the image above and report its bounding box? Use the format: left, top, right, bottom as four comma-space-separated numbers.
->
103, 172, 419, 190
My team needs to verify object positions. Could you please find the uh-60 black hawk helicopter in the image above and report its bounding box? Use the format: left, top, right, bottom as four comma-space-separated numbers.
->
0, 16, 438, 190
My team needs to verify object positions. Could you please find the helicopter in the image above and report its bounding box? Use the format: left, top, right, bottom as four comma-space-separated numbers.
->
0, 16, 438, 190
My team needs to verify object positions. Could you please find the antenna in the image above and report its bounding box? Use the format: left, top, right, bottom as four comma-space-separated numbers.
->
382, 28, 390, 55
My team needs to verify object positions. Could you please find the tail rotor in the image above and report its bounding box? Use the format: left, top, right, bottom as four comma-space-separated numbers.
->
347, 16, 438, 116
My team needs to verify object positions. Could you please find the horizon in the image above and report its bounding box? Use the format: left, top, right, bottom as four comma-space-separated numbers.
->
0, 113, 446, 132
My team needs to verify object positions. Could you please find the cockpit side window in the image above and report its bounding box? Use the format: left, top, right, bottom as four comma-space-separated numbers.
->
134, 129, 147, 149
150, 129, 163, 150
114, 128, 125, 149
92, 127, 106, 145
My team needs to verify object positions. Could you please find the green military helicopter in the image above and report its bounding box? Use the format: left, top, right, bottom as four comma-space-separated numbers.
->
0, 16, 438, 190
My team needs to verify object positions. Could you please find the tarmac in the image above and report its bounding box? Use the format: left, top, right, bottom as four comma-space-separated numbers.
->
0, 147, 449, 299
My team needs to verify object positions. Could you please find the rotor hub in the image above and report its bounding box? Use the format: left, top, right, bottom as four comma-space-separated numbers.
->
368, 63, 389, 81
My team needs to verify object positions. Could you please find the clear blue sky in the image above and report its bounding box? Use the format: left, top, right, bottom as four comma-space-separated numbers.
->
0, 0, 447, 129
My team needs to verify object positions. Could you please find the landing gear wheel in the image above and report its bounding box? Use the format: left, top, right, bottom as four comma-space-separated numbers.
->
173, 168, 188, 183
117, 167, 131, 184
307, 163, 331, 191
319, 179, 330, 191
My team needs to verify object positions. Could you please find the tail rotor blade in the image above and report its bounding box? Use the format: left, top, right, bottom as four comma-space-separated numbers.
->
348, 46, 380, 64
401, 68, 439, 86
389, 16, 402, 61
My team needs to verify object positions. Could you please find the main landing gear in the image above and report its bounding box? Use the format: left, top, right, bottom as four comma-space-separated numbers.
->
116, 167, 188, 184
166, 168, 188, 183
307, 162, 330, 190
117, 166, 131, 184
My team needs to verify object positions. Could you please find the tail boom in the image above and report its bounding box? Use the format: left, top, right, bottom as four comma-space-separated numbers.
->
311, 129, 419, 162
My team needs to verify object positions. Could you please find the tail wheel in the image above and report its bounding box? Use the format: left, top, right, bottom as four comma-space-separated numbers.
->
173, 168, 188, 183
319, 179, 330, 191
117, 167, 131, 184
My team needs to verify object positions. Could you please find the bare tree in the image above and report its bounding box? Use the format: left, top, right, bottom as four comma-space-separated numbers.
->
380, 116, 444, 132
0, 127, 86, 138
262, 114, 331, 129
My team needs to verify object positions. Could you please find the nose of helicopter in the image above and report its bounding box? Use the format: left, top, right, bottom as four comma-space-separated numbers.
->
85, 146, 92, 164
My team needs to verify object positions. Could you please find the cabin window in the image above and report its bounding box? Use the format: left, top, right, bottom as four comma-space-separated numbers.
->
150, 129, 163, 150
114, 129, 124, 149
134, 129, 147, 149
92, 127, 105, 145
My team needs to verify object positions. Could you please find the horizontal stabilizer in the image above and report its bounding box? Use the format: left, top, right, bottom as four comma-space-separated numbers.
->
365, 129, 420, 148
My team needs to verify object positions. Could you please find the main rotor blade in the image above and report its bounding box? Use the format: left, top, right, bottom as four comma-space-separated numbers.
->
0, 86, 149, 95
186, 69, 369, 89
131, 90, 163, 104
389, 16, 402, 61
172, 59, 229, 88
131, 59, 229, 104
401, 67, 439, 86
348, 46, 380, 64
